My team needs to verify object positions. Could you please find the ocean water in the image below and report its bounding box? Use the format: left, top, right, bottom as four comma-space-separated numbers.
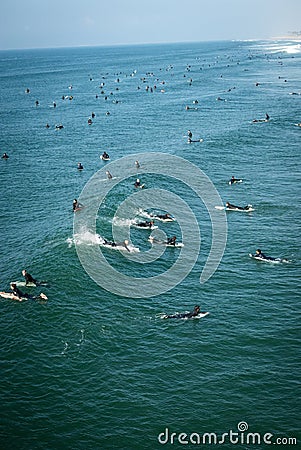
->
0, 40, 300, 449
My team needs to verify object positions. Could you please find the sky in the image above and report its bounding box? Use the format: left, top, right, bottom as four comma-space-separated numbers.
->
0, 0, 300, 50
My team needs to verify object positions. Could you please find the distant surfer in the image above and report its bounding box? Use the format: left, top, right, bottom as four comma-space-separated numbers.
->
77, 162, 84, 170
136, 220, 154, 228
166, 236, 177, 246
229, 176, 242, 185
102, 239, 130, 252
134, 178, 142, 188
102, 151, 110, 160
9, 283, 47, 301
22, 270, 37, 286
106, 170, 113, 179
157, 213, 172, 221
251, 249, 288, 263
164, 305, 201, 319
226, 202, 252, 211
2, 152, 9, 159
73, 199, 84, 212
187, 130, 193, 138
135, 160, 140, 168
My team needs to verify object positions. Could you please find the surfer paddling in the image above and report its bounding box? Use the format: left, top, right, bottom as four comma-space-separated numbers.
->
8, 283, 48, 302
163, 305, 204, 319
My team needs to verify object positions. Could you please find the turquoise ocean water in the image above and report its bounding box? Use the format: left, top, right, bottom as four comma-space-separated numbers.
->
0, 40, 300, 449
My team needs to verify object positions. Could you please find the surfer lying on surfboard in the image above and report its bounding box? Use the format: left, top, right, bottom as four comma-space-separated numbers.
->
249, 249, 289, 263
226, 202, 253, 211
162, 305, 208, 319
4, 283, 48, 302
229, 176, 243, 185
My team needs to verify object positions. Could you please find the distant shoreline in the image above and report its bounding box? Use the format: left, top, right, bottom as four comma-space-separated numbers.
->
272, 35, 301, 41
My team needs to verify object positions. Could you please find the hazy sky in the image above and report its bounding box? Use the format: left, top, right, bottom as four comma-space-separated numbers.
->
1, 0, 300, 50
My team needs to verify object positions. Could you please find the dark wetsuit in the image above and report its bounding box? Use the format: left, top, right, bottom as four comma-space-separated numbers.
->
166, 237, 176, 246
137, 221, 153, 228
256, 252, 276, 261
166, 310, 200, 319
226, 203, 250, 210
24, 272, 37, 285
11, 286, 29, 299
157, 214, 171, 220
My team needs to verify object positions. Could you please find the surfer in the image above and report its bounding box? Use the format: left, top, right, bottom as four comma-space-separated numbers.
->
166, 236, 177, 246
134, 178, 142, 188
73, 199, 84, 212
136, 220, 154, 228
226, 202, 251, 211
135, 160, 140, 168
106, 170, 113, 179
187, 130, 193, 138
102, 151, 110, 160
252, 249, 288, 263
164, 305, 201, 319
9, 283, 47, 301
157, 213, 172, 220
22, 270, 37, 286
2, 152, 9, 159
103, 239, 130, 252
229, 176, 242, 185
77, 162, 84, 170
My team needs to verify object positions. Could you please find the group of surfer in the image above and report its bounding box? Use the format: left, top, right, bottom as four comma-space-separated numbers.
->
226, 175, 288, 263
1, 270, 48, 302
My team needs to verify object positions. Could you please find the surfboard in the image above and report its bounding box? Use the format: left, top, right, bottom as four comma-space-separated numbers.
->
0, 292, 24, 301
148, 238, 184, 248
132, 224, 158, 230
161, 311, 209, 319
12, 280, 49, 287
215, 204, 254, 212
249, 254, 288, 264
13, 281, 37, 287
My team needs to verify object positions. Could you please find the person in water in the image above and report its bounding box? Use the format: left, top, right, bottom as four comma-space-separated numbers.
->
136, 220, 154, 228
226, 202, 251, 211
103, 239, 130, 252
102, 152, 109, 159
165, 305, 201, 319
73, 199, 84, 212
229, 176, 242, 184
156, 213, 172, 220
134, 178, 142, 188
255, 249, 275, 261
135, 160, 140, 168
22, 270, 37, 286
166, 236, 177, 246
2, 152, 9, 159
106, 170, 113, 179
10, 283, 47, 301
77, 162, 84, 170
